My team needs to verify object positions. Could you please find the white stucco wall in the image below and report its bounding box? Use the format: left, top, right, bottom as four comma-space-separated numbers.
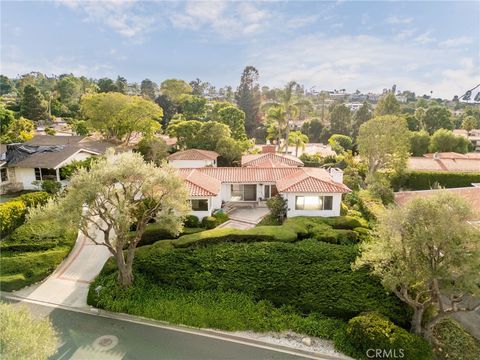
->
169, 159, 216, 168
189, 194, 222, 220
284, 192, 343, 217
14, 168, 37, 190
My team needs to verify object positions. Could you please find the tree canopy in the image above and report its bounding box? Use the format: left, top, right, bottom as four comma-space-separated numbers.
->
375, 93, 401, 116
235, 66, 261, 137
429, 129, 471, 154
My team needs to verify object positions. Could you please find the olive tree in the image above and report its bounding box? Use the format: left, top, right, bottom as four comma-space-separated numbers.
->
0, 303, 58, 360
30, 150, 190, 286
355, 192, 480, 342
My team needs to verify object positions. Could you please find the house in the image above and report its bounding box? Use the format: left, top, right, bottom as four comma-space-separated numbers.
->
0, 135, 110, 194
241, 152, 304, 168
453, 129, 480, 152
407, 152, 480, 173
178, 166, 350, 219
167, 149, 219, 168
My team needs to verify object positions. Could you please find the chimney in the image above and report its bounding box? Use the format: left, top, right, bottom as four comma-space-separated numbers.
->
329, 167, 343, 184
262, 145, 276, 154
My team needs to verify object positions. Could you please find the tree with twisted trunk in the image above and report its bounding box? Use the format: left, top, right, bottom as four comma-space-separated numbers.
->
29, 149, 190, 286
355, 192, 480, 344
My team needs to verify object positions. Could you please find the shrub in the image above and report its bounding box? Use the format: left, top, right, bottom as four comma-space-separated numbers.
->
201, 216, 217, 229
134, 240, 409, 324
184, 215, 200, 228
17, 192, 50, 207
356, 190, 385, 221
212, 211, 229, 225
136, 223, 203, 247
266, 195, 288, 222
432, 318, 480, 360
340, 202, 348, 216
346, 312, 432, 360
0, 201, 26, 235
40, 180, 61, 194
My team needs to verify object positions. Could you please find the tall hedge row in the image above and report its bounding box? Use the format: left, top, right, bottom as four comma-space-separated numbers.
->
134, 240, 410, 325
394, 171, 480, 191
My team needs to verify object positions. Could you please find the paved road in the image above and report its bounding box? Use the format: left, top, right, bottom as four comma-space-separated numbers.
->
4, 298, 330, 360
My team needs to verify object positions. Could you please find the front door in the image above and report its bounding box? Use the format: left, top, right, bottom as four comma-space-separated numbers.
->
243, 184, 257, 201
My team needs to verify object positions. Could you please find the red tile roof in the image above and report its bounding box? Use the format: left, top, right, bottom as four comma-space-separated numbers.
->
168, 149, 219, 161
408, 157, 480, 173
423, 152, 480, 159
179, 169, 221, 196
177, 167, 351, 197
241, 153, 304, 167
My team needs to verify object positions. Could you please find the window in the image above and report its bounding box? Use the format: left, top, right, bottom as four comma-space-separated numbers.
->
230, 184, 257, 201
295, 196, 333, 211
35, 168, 41, 181
40, 168, 57, 181
0, 168, 8, 182
264, 185, 278, 199
191, 199, 208, 211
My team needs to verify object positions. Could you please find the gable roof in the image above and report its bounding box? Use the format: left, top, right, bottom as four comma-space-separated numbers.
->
179, 169, 221, 196
168, 149, 219, 161
423, 152, 480, 160
241, 153, 304, 167
11, 147, 99, 169
276, 167, 351, 193
177, 167, 351, 197
25, 135, 85, 146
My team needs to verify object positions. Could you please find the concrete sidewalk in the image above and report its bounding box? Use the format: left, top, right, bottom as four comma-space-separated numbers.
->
218, 207, 270, 229
14, 232, 111, 308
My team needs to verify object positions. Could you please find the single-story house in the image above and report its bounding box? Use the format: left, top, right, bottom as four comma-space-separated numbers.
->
167, 149, 219, 168
241, 152, 304, 168
178, 166, 350, 219
407, 152, 480, 173
1, 135, 110, 194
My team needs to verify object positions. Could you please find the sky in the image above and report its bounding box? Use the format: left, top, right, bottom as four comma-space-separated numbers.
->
1, 0, 479, 98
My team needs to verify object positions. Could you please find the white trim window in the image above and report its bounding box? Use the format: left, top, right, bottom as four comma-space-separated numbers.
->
295, 195, 333, 210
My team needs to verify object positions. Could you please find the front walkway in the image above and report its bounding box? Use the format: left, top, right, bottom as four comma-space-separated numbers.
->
15, 232, 111, 308
217, 207, 270, 230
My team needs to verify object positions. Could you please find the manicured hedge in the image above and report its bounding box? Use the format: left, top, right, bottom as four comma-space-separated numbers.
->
0, 192, 50, 235
395, 171, 480, 191
345, 312, 432, 360
134, 240, 409, 325
136, 223, 203, 247
201, 212, 230, 229
184, 215, 200, 228
432, 318, 480, 360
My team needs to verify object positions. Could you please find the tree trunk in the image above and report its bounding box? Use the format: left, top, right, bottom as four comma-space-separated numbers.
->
295, 143, 299, 157
411, 306, 425, 335
116, 252, 134, 287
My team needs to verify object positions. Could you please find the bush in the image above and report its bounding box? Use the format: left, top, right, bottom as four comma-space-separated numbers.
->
184, 215, 200, 228
346, 312, 432, 360
134, 240, 409, 324
40, 180, 61, 194
0, 201, 26, 236
136, 223, 203, 247
17, 192, 50, 207
201, 212, 229, 229
393, 171, 480, 191
266, 195, 288, 222
432, 318, 480, 360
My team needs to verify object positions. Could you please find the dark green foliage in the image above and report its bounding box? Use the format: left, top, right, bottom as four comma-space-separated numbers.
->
59, 158, 96, 179
432, 318, 480, 360
40, 180, 61, 194
136, 223, 203, 247
89, 271, 346, 338
346, 312, 432, 360
20, 84, 47, 121
394, 171, 480, 190
17, 192, 50, 207
201, 212, 229, 229
184, 215, 200, 228
410, 130, 430, 156
266, 195, 287, 222
133, 240, 409, 324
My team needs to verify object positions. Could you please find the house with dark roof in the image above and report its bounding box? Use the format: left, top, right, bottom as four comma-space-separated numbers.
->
177, 165, 350, 219
1, 135, 111, 194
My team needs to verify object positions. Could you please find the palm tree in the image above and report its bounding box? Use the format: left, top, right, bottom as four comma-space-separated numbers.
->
266, 105, 287, 151
288, 131, 309, 157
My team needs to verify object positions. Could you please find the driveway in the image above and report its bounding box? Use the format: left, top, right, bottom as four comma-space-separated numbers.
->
218, 207, 270, 230
14, 231, 111, 308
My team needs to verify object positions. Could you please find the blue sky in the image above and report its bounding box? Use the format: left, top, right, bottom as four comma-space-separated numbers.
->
1, 0, 479, 98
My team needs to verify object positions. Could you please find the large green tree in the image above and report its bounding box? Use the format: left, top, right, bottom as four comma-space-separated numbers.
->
423, 106, 453, 134
30, 150, 190, 286
301, 118, 324, 143
0, 105, 15, 133
81, 93, 162, 144
409, 130, 430, 156
329, 104, 351, 136
160, 79, 192, 101
235, 66, 261, 137
57, 76, 83, 106
358, 115, 411, 178
0, 75, 14, 95
166, 119, 203, 149
140, 79, 157, 101
288, 131, 309, 157
356, 192, 480, 340
461, 115, 477, 133
0, 117, 35, 143
375, 93, 401, 116
217, 106, 247, 140
352, 101, 372, 139
194, 121, 231, 150
137, 137, 169, 166
429, 129, 471, 154
20, 84, 47, 121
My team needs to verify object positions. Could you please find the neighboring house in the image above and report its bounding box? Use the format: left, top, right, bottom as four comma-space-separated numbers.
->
241, 152, 304, 168
407, 152, 480, 173
0, 135, 110, 194
453, 129, 480, 152
167, 149, 219, 168
178, 166, 350, 219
